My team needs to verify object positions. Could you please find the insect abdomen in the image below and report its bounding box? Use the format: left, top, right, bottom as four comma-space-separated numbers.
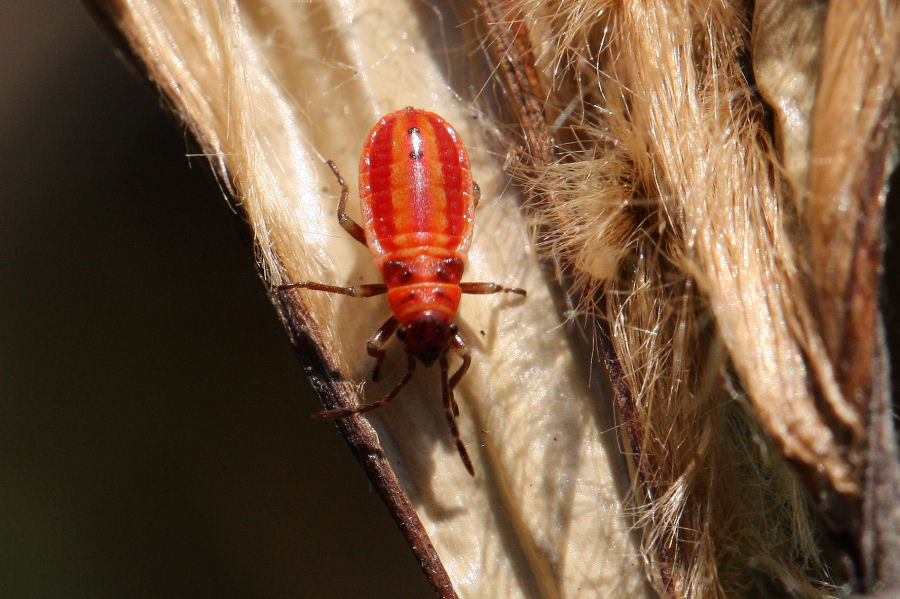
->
359, 107, 475, 261
359, 107, 475, 325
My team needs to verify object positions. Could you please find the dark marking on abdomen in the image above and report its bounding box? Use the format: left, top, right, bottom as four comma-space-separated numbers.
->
407, 126, 424, 159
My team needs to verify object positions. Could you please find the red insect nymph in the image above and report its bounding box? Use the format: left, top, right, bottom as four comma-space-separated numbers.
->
280, 107, 525, 475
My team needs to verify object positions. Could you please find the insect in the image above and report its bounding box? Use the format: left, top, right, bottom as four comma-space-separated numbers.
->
280, 107, 525, 475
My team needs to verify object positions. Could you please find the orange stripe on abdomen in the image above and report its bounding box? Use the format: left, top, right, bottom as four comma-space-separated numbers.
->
360, 113, 398, 252
359, 108, 475, 262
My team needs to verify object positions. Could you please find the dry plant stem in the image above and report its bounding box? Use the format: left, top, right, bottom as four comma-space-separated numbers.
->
754, 0, 900, 588
757, 0, 900, 586
859, 327, 900, 594
808, 3, 897, 398
595, 312, 676, 598
476, 0, 550, 164
805, 1, 900, 588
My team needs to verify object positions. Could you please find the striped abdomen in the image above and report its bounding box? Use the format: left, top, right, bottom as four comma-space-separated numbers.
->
359, 107, 475, 326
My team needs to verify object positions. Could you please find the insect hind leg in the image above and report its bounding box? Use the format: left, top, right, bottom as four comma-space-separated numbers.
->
314, 355, 416, 420
326, 160, 368, 246
366, 316, 399, 381
440, 347, 474, 476
459, 282, 526, 296
277, 281, 387, 297
447, 333, 471, 417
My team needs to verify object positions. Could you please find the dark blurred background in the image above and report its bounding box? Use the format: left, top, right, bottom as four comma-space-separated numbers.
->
0, 3, 429, 598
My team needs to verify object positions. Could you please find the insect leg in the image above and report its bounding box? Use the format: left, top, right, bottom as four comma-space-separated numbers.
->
326, 160, 368, 246
277, 281, 387, 297
315, 355, 416, 419
448, 333, 471, 417
366, 316, 399, 381
440, 349, 474, 476
473, 181, 481, 208
459, 282, 527, 296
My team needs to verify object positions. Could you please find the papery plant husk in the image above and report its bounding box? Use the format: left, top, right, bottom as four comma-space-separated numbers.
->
82, 0, 899, 598
496, 0, 899, 597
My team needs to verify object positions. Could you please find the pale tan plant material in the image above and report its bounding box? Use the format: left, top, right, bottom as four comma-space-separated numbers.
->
488, 0, 898, 597
755, 1, 900, 590
82, 0, 653, 598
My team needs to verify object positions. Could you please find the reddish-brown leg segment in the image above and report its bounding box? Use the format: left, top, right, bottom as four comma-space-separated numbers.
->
447, 333, 471, 417
440, 347, 474, 476
278, 281, 387, 297
459, 282, 527, 296
277, 161, 382, 296
315, 355, 416, 420
327, 160, 367, 246
367, 316, 399, 381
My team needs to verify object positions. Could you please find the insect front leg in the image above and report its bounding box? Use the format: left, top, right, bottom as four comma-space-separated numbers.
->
366, 316, 399, 381
440, 346, 474, 476
315, 355, 416, 420
448, 333, 471, 417
459, 282, 527, 296
326, 160, 368, 246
